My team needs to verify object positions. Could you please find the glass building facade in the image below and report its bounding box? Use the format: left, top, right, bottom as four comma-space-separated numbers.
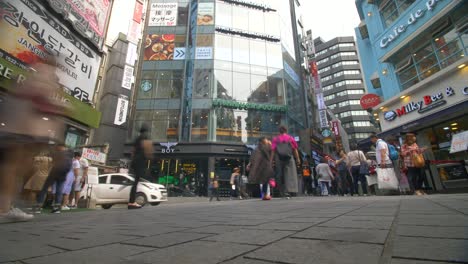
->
131, 0, 309, 196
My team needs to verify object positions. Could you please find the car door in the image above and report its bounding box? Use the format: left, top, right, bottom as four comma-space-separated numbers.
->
92, 175, 109, 202
109, 175, 133, 201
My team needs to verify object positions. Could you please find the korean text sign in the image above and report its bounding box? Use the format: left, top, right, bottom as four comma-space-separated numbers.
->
0, 0, 101, 102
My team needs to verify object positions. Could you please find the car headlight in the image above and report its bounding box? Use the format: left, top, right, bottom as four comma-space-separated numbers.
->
141, 183, 156, 190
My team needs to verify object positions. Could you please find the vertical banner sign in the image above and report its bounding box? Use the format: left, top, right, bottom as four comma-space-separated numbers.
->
0, 0, 101, 102
126, 42, 138, 66
319, 110, 329, 128
133, 1, 144, 23
46, 0, 111, 50
127, 20, 141, 44
149, 3, 178, 27
122, 65, 134, 89
114, 95, 129, 125
316, 93, 326, 110
331, 120, 340, 137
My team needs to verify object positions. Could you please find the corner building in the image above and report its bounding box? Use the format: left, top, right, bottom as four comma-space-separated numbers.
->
132, 0, 308, 195
355, 0, 468, 190
314, 36, 378, 145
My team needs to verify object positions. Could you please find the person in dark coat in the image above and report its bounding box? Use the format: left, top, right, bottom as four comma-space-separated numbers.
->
247, 137, 274, 200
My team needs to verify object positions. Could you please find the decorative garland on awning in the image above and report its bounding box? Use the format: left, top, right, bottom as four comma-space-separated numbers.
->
215, 26, 280, 42
212, 99, 288, 113
219, 0, 276, 12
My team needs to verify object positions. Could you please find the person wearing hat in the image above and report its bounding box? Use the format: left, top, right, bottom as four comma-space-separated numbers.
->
128, 124, 153, 209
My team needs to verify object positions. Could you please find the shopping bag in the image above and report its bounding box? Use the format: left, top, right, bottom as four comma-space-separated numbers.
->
377, 168, 399, 190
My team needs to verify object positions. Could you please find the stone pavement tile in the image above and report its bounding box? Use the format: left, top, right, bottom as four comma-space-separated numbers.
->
398, 215, 468, 226
165, 221, 220, 228
348, 210, 397, 216
183, 225, 242, 234
0, 240, 63, 263
224, 219, 271, 226
318, 218, 393, 229
47, 233, 140, 251
397, 225, 468, 239
22, 244, 151, 264
393, 236, 468, 263
338, 215, 395, 222
292, 226, 389, 244
246, 238, 382, 264
278, 217, 332, 223
122, 232, 211, 248
399, 210, 456, 215
202, 229, 293, 245
391, 258, 454, 264
244, 222, 315, 231
117, 226, 187, 237
125, 241, 257, 264
223, 256, 275, 264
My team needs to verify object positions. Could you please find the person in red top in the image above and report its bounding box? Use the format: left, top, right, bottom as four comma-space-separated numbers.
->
401, 133, 427, 195
270, 126, 300, 198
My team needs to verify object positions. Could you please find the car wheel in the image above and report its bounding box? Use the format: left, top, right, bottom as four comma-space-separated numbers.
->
150, 202, 160, 206
135, 192, 147, 206
101, 204, 113, 209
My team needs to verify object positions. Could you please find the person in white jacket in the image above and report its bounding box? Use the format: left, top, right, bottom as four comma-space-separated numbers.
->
315, 159, 334, 196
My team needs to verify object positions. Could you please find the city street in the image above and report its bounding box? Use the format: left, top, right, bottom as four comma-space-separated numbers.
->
1, 194, 468, 264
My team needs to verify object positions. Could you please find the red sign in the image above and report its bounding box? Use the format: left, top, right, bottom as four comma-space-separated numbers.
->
309, 61, 318, 77
360, 94, 381, 110
133, 1, 144, 23
331, 120, 340, 137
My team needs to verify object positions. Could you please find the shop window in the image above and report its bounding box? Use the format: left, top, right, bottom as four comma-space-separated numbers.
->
379, 0, 416, 28
191, 109, 209, 142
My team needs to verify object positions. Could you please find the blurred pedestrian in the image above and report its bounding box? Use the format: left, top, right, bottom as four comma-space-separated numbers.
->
1, 60, 64, 220
302, 161, 313, 196
69, 153, 89, 208
401, 133, 427, 195
129, 124, 153, 209
335, 150, 352, 196
247, 137, 274, 200
270, 126, 300, 198
365, 152, 378, 196
230, 167, 241, 199
316, 159, 334, 196
209, 175, 220, 202
34, 144, 73, 214
23, 154, 52, 203
347, 144, 369, 196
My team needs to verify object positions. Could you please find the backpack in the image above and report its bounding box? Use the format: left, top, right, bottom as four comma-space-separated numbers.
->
387, 144, 399, 161
276, 141, 293, 161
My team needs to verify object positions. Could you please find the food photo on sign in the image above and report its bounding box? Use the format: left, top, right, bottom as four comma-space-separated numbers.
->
144, 34, 176, 61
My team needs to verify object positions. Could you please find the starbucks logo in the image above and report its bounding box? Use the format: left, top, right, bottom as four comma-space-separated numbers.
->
141, 80, 153, 92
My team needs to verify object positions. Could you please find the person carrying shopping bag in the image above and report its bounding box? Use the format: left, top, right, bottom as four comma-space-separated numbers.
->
315, 159, 335, 196
370, 134, 399, 191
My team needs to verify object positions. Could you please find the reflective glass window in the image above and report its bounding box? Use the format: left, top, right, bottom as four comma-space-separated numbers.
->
215, 70, 233, 99
232, 6, 249, 31
249, 74, 268, 103
232, 37, 250, 64
193, 69, 212, 98
249, 40, 267, 66
232, 72, 250, 102
215, 2, 232, 27
215, 34, 232, 61
191, 109, 209, 142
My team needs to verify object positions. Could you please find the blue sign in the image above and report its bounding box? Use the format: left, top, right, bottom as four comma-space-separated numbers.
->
141, 80, 153, 92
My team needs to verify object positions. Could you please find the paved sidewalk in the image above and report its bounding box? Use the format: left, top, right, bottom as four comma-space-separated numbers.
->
1, 194, 467, 264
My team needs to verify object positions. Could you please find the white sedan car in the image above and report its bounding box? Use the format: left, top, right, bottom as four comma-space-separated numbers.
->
82, 173, 167, 209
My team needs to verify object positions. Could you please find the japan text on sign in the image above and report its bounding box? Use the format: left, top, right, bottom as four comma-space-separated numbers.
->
149, 3, 178, 27
114, 95, 129, 126
46, 0, 111, 50
82, 147, 107, 164
0, 0, 101, 102
122, 65, 134, 90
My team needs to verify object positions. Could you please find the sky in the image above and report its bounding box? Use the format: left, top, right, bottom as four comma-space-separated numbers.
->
300, 0, 361, 42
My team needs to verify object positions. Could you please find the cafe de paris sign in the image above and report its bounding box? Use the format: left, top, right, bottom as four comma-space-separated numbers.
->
380, 0, 444, 49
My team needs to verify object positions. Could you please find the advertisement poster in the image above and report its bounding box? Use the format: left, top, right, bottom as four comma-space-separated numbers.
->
114, 95, 129, 126
0, 0, 101, 102
331, 120, 340, 137
126, 42, 138, 66
450, 131, 468, 154
149, 3, 178, 27
197, 3, 214, 25
46, 0, 111, 49
144, 34, 175, 60
133, 1, 144, 23
127, 20, 142, 44
121, 65, 134, 90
